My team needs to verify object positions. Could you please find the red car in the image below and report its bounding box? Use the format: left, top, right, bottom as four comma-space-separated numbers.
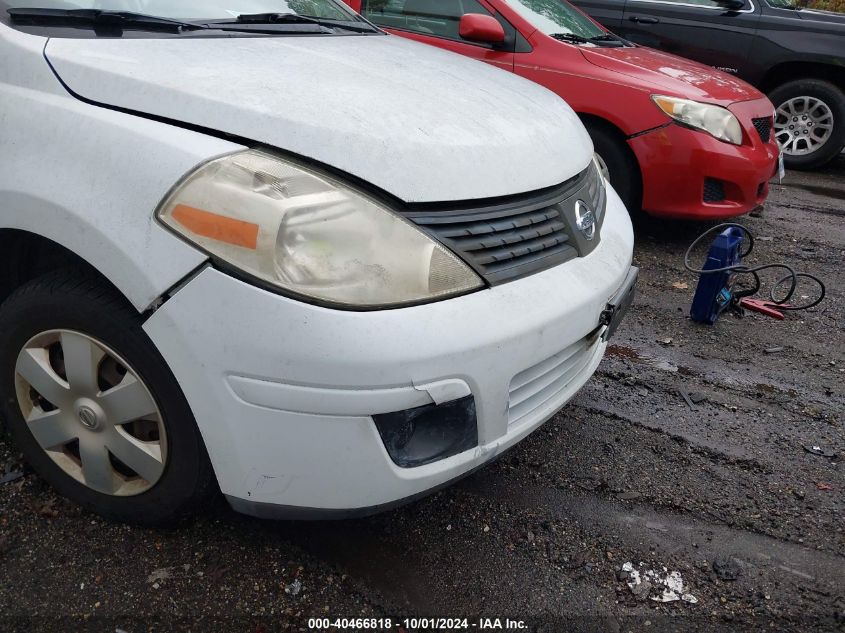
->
344, 0, 781, 220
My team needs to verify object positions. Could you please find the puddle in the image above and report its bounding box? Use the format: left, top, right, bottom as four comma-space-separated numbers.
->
606, 345, 789, 390
606, 344, 640, 360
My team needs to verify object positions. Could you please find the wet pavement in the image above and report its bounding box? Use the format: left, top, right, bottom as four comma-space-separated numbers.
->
1, 156, 843, 633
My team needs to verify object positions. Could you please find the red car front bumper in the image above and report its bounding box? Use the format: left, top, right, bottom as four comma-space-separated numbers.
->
629, 98, 780, 220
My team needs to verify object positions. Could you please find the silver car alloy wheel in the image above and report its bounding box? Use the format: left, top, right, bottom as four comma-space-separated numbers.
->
14, 330, 167, 496
775, 96, 835, 157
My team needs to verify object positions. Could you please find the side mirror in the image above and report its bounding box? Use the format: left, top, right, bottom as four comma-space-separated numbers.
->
713, 0, 746, 10
459, 13, 505, 44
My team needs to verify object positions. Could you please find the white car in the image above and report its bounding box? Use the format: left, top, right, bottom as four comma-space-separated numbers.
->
0, 0, 636, 524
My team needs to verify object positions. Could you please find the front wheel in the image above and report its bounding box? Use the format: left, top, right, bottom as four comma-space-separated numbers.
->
770, 79, 845, 170
0, 271, 216, 525
583, 120, 642, 215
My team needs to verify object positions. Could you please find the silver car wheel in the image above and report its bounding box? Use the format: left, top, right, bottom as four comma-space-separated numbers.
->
14, 330, 167, 496
775, 96, 834, 156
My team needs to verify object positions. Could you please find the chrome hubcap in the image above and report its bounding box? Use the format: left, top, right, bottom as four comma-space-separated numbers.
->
775, 96, 834, 156
14, 330, 167, 496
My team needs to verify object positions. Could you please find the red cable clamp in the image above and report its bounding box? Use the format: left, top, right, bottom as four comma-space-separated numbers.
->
738, 298, 791, 320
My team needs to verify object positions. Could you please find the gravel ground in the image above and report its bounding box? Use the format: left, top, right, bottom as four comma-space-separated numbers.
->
1, 157, 843, 633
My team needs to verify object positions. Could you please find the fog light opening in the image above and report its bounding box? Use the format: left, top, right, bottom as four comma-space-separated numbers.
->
373, 395, 478, 468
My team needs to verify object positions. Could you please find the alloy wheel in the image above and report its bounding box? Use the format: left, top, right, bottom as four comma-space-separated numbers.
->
775, 96, 834, 156
14, 330, 167, 496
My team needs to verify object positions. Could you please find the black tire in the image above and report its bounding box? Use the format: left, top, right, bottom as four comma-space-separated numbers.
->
769, 79, 845, 171
583, 120, 643, 215
0, 270, 216, 525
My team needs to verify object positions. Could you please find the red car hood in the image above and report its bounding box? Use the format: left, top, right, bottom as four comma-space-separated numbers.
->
580, 45, 762, 106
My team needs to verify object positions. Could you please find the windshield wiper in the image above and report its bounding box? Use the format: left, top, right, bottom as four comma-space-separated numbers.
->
588, 33, 627, 47
229, 12, 377, 33
8, 8, 204, 33
551, 31, 627, 47
550, 32, 590, 44
8, 8, 341, 35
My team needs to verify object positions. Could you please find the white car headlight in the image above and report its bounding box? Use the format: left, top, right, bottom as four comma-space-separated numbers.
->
157, 150, 483, 308
651, 95, 743, 145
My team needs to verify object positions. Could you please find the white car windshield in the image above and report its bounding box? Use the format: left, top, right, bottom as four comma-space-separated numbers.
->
1, 0, 354, 21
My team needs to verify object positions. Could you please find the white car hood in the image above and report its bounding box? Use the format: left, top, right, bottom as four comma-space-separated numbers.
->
45, 35, 591, 203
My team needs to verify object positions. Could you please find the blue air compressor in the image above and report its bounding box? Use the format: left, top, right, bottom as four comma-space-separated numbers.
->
689, 227, 746, 324
685, 223, 825, 325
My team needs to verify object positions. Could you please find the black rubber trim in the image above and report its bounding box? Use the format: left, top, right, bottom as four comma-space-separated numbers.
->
405, 169, 585, 215
224, 446, 503, 521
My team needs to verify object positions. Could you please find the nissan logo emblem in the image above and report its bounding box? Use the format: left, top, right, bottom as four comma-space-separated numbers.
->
574, 200, 596, 241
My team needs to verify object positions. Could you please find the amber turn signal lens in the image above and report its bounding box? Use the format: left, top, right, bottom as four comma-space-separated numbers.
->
171, 204, 259, 250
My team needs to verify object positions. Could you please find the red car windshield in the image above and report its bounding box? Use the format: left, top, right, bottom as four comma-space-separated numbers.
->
502, 0, 605, 38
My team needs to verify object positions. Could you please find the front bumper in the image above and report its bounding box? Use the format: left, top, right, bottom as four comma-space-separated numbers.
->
143, 187, 634, 518
630, 98, 780, 220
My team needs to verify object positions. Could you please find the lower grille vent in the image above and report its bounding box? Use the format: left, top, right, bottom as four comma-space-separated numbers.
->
704, 178, 726, 203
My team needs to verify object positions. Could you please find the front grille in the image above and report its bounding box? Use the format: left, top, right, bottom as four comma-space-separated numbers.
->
404, 163, 605, 285
752, 116, 772, 143
410, 204, 576, 284
703, 178, 725, 203
508, 336, 602, 427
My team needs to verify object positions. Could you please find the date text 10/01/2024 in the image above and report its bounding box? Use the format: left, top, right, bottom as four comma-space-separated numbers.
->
307, 618, 529, 630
